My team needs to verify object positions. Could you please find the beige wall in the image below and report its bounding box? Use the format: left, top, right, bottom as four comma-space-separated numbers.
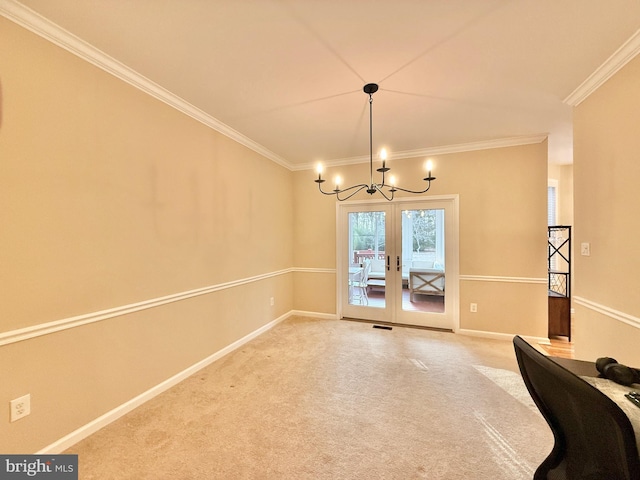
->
293, 142, 549, 337
573, 54, 640, 364
0, 18, 293, 452
1, 12, 550, 454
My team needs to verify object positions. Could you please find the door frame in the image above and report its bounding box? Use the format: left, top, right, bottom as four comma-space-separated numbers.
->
336, 194, 460, 330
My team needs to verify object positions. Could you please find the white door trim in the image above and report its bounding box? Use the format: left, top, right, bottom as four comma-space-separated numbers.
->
336, 195, 459, 330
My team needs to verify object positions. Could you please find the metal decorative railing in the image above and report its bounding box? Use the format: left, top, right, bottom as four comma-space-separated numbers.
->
548, 225, 571, 298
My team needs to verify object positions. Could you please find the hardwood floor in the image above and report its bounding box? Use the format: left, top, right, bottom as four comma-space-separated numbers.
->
539, 336, 574, 359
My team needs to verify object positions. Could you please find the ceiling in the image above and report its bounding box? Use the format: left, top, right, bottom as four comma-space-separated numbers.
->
8, 0, 640, 169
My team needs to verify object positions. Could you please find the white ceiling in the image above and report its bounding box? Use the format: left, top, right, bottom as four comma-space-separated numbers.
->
7, 0, 640, 169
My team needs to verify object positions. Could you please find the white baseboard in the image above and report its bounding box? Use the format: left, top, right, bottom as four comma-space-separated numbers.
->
457, 328, 550, 345
37, 310, 549, 453
290, 310, 338, 320
37, 311, 292, 454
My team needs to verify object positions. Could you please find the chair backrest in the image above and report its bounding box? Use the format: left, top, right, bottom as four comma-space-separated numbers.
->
513, 335, 640, 480
411, 260, 432, 269
362, 260, 371, 284
370, 258, 385, 275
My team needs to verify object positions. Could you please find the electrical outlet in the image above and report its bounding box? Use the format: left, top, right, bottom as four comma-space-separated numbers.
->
581, 242, 591, 256
270, 297, 275, 306
470, 303, 478, 313
10, 394, 31, 422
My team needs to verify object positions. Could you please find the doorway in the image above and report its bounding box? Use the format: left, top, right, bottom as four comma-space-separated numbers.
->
338, 196, 459, 330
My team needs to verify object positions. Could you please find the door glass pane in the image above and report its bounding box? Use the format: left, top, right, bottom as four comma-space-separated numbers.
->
348, 211, 386, 308
401, 209, 445, 313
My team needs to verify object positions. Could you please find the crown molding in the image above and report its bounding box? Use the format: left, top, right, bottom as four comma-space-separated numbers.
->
0, 0, 293, 170
292, 133, 548, 171
564, 29, 640, 106
1, 0, 550, 173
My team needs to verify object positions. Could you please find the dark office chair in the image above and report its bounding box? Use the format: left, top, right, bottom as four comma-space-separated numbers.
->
513, 335, 640, 480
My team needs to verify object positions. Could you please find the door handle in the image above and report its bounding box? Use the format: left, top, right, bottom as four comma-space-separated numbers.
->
397, 256, 401, 271
386, 255, 390, 271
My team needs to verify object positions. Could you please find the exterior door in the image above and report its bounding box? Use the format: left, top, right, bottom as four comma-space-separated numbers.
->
394, 200, 457, 329
338, 196, 458, 330
340, 204, 393, 323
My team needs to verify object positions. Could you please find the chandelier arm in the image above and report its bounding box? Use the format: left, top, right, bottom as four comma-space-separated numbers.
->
373, 183, 394, 201
316, 184, 338, 196
385, 178, 436, 195
336, 184, 369, 201
316, 181, 370, 200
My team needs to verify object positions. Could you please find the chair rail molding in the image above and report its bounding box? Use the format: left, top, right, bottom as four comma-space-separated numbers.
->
574, 296, 640, 330
460, 275, 547, 284
0, 268, 294, 347
293, 267, 336, 274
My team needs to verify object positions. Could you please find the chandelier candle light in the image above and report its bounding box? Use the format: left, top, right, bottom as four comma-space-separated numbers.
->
314, 83, 436, 201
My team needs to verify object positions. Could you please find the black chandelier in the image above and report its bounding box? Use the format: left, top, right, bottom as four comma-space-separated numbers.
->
314, 83, 436, 201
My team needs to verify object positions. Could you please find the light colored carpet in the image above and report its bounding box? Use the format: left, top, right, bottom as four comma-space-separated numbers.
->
66, 316, 553, 479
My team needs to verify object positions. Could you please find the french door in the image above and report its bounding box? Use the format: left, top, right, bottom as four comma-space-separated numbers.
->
338, 196, 458, 330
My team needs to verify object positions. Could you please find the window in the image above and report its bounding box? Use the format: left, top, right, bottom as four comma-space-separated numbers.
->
548, 180, 558, 226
